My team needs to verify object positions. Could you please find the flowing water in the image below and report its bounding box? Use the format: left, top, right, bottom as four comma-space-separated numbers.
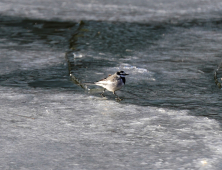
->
1, 0, 222, 169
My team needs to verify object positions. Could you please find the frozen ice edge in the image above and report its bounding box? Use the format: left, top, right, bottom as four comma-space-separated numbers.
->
1, 86, 222, 169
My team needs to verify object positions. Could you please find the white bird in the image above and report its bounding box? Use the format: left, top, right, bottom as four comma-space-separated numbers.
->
93, 71, 129, 100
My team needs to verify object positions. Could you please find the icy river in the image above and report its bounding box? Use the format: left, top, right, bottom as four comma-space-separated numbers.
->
1, 0, 222, 169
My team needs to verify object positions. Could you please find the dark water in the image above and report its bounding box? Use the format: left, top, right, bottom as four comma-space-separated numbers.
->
66, 19, 222, 120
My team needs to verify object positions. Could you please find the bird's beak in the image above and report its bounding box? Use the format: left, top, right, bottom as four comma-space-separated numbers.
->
124, 73, 129, 75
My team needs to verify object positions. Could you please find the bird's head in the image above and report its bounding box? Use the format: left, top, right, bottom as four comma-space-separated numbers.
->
117, 71, 129, 77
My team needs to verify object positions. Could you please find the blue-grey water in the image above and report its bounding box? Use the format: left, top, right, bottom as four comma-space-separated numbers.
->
1, 0, 222, 169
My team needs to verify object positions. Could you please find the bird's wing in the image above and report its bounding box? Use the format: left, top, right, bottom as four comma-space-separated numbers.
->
95, 74, 113, 83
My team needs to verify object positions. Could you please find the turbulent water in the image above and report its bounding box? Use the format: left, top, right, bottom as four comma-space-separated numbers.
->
1, 0, 222, 169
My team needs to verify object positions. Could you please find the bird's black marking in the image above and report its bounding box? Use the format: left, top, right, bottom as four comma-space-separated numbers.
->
117, 71, 124, 75
121, 77, 126, 84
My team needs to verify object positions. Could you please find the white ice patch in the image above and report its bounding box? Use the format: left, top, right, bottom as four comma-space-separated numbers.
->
1, 86, 222, 169
123, 65, 148, 73
0, 49, 65, 75
73, 52, 83, 58
110, 63, 156, 81
1, 1, 222, 22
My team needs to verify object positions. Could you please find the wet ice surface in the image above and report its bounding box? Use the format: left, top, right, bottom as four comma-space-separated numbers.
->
1, 89, 222, 169
1, 0, 222, 169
